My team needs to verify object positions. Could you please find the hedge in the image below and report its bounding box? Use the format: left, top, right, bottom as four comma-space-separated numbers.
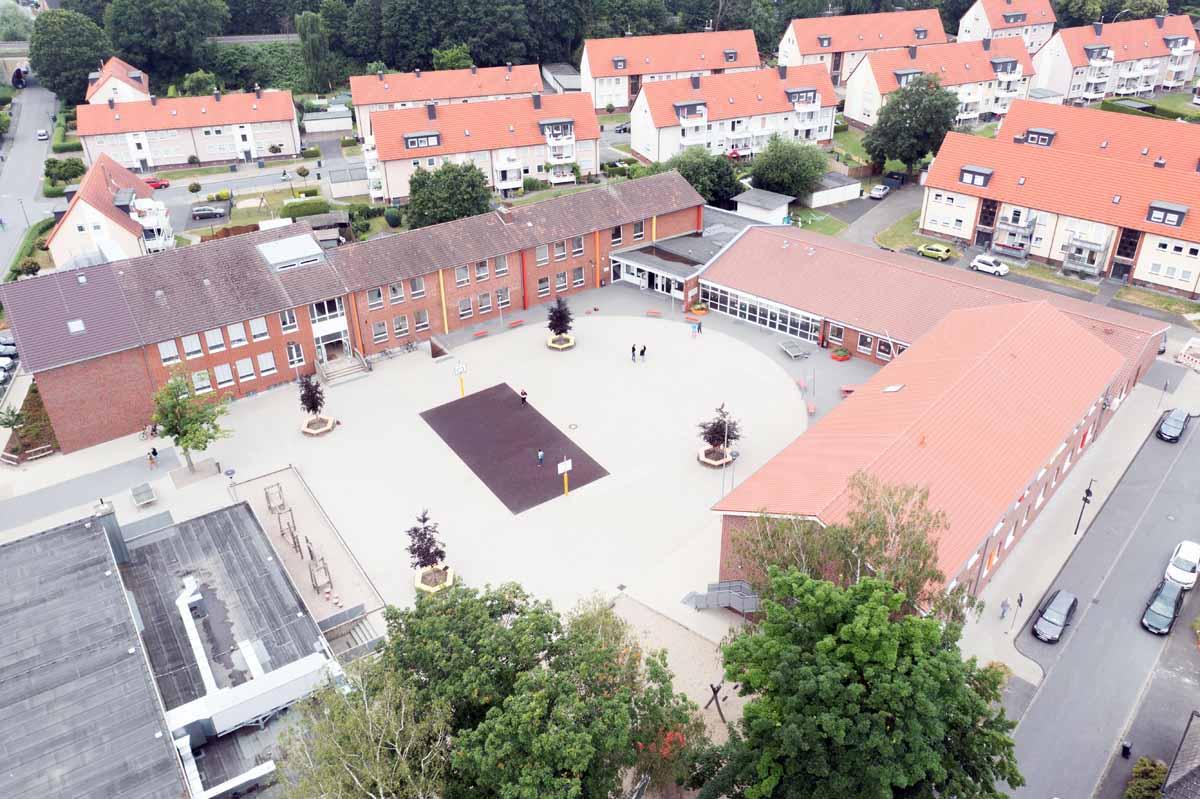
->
283, 198, 331, 217
296, 186, 319, 197
348, 203, 385, 220
51, 123, 82, 153
205, 189, 232, 201
1100, 98, 1200, 122
42, 177, 65, 198
6, 217, 56, 281
834, 120, 849, 133
300, 146, 321, 158
340, 137, 358, 147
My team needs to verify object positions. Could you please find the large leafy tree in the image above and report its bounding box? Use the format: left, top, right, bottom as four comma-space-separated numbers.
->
181, 68, 218, 96
405, 162, 492, 230
61, 0, 111, 26
317, 0, 348, 53
151, 369, 231, 472
0, 0, 33, 41
432, 41, 472, 70
750, 135, 827, 198
863, 73, 959, 173
105, 0, 229, 82
344, 0, 382, 61
663, 148, 743, 208
295, 10, 333, 91
699, 571, 1023, 799
932, 0, 976, 34
30, 9, 112, 104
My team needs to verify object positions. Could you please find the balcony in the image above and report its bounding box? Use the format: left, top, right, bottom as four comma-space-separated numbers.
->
1088, 55, 1113, 68
1170, 43, 1195, 58
544, 130, 575, 146
495, 170, 523, 189
997, 213, 1035, 233
1067, 230, 1109, 252
996, 83, 1022, 98
1163, 76, 1188, 88
546, 146, 575, 164
1168, 60, 1190, 73
956, 105, 981, 122
1142, 61, 1161, 75
1063, 252, 1101, 276
792, 100, 820, 115
547, 166, 575, 184
1113, 82, 1140, 95
992, 240, 1030, 257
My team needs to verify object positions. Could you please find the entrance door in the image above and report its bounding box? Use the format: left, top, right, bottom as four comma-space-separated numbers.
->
613, 261, 622, 281
1111, 260, 1132, 281
138, 158, 149, 171
243, 150, 253, 162
629, 74, 642, 105
314, 331, 348, 364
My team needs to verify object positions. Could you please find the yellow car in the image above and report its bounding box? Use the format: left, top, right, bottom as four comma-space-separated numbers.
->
917, 243, 953, 261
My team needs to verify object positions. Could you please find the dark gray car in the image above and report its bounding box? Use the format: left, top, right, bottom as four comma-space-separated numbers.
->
1142, 580, 1184, 635
1033, 589, 1079, 643
1157, 409, 1190, 443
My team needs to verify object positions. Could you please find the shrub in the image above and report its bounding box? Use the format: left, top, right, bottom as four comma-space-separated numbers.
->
296, 165, 310, 178
698, 403, 741, 454
301, 146, 321, 158
187, 155, 200, 165
296, 186, 319, 197
620, 156, 638, 166
42, 177, 65, 198
6, 217, 56, 280
50, 122, 82, 153
205, 189, 232, 201
351, 218, 369, 237
188, 182, 201, 194
384, 207, 402, 227
605, 103, 615, 113
1124, 757, 1167, 799
834, 120, 849, 133
35, 236, 48, 251
340, 136, 357, 147
347, 202, 385, 220
268, 144, 282, 154
284, 198, 331, 217
14, 258, 40, 277
522, 176, 551, 193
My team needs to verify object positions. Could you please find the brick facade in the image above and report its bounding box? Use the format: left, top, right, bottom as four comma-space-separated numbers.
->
37, 348, 158, 453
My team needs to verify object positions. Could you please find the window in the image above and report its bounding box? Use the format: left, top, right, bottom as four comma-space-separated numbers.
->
1190, 247, 1200, 258
1158, 241, 1170, 251
373, 320, 388, 342
1167, 266, 1178, 278
537, 277, 550, 297
572, 266, 585, 287
571, 236, 584, 256
257, 351, 277, 376
227, 322, 247, 348
389, 283, 405, 303
877, 340, 893, 360
393, 315, 409, 336
959, 167, 992, 187
458, 298, 473, 319
286, 341, 304, 367
827, 324, 844, 343
455, 265, 470, 287
555, 271, 567, 290
858, 333, 874, 354
192, 370, 212, 394
204, 328, 226, 353
475, 261, 489, 281
279, 309, 298, 332
1175, 245, 1185, 254
1185, 270, 1194, 282
1151, 262, 1163, 274
536, 244, 550, 266
633, 220, 645, 240
611, 226, 623, 246
158, 340, 179, 364
214, 363, 234, 388
479, 292, 492, 313
182, 334, 203, 359
494, 255, 509, 276
249, 317, 268, 341
497, 286, 511, 308
414, 309, 430, 331
410, 277, 426, 298
551, 241, 565, 261
236, 357, 255, 381
368, 287, 384, 308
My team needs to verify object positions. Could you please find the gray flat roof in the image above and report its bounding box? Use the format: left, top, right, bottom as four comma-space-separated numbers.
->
815, 171, 859, 190
329, 166, 368, 182
1028, 87, 1063, 99
0, 518, 188, 799
542, 63, 581, 90
303, 106, 352, 121
614, 206, 756, 279
733, 187, 795, 210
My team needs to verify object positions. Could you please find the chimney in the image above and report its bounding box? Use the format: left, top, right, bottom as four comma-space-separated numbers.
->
471, 65, 478, 74
1155, 14, 1165, 28
506, 62, 513, 72
496, 205, 513, 224
255, 84, 262, 99
982, 37, 991, 51
908, 45, 917, 58
150, 94, 157, 105
1093, 21, 1103, 35
777, 64, 787, 79
377, 70, 384, 81
690, 75, 701, 88
1154, 156, 1166, 167
107, 97, 114, 109
214, 89, 222, 102
532, 93, 541, 109
93, 501, 129, 565
426, 103, 437, 120
415, 69, 421, 78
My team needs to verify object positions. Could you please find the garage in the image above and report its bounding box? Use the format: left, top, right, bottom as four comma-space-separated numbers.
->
799, 172, 862, 208
303, 106, 353, 134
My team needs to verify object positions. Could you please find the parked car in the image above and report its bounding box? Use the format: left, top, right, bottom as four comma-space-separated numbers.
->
885, 171, 907, 185
1156, 408, 1190, 443
0, 330, 14, 347
1142, 579, 1185, 635
868, 184, 890, 200
191, 206, 226, 220
0, 344, 15, 357
1166, 541, 1200, 589
35, 129, 49, 141
1032, 589, 1078, 643
970, 254, 1010, 276
613, 122, 630, 134
917, 243, 953, 261
144, 177, 170, 189
1159, 332, 1168, 355
0, 356, 14, 372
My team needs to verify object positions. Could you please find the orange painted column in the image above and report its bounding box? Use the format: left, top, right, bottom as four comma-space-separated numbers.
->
346, 292, 365, 354
520, 250, 529, 309
695, 205, 702, 231
437, 268, 450, 333
651, 214, 658, 242
594, 230, 602, 288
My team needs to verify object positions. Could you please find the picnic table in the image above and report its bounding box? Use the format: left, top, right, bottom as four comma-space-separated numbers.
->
131, 482, 157, 507
778, 339, 811, 360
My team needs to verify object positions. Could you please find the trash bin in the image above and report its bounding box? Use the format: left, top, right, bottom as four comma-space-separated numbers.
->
228, 164, 237, 172
257, 159, 266, 169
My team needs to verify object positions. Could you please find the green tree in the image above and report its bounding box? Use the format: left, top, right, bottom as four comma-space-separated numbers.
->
405, 162, 491, 229
749, 135, 827, 198
1108, 0, 1168, 17
317, 0, 348, 52
547, 296, 573, 337
210, 43, 259, 90
29, 9, 112, 105
431, 41, 472, 70
181, 68, 218, 96
863, 73, 959, 173
698, 571, 1022, 799
344, 0, 382, 61
151, 368, 231, 472
1056, 0, 1101, 25
44, 157, 87, 184
1123, 756, 1167, 799
0, 0, 33, 42
61, 0, 111, 26
663, 148, 743, 208
365, 58, 387, 73
295, 10, 333, 91
522, 0, 590, 63
104, 0, 229, 82
188, 181, 201, 194
278, 659, 452, 799
0, 406, 23, 451
0, 111, 10, 139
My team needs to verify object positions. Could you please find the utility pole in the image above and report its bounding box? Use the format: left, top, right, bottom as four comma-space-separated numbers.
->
1073, 478, 1096, 537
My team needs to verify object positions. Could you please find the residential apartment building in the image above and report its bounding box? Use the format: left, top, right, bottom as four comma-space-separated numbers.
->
0, 172, 704, 453
844, 38, 1033, 127
367, 93, 600, 202
46, 153, 172, 269
349, 64, 544, 140
76, 88, 300, 171
1032, 15, 1198, 104
777, 9, 947, 87
85, 56, 151, 105
920, 101, 1200, 295
956, 0, 1056, 53
630, 65, 837, 162
579, 30, 761, 111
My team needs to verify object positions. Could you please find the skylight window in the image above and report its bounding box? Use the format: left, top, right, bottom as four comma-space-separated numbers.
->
67, 319, 86, 334
883, 384, 905, 393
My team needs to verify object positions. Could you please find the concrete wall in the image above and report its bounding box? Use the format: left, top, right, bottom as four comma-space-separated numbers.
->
48, 201, 143, 267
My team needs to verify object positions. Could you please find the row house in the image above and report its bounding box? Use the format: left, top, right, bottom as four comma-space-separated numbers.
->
46, 153, 173, 270
1032, 15, 1198, 104
630, 65, 837, 162
921, 105, 1200, 295
777, 9, 947, 88
843, 38, 1034, 128
0, 172, 704, 453
77, 88, 300, 171
580, 29, 761, 111
85, 56, 151, 105
367, 93, 600, 202
956, 0, 1056, 53
349, 63, 544, 140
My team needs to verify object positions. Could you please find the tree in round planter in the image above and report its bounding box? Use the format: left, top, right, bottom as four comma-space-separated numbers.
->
298, 374, 335, 435
831, 346, 851, 362
697, 403, 741, 467
546, 296, 575, 350
407, 509, 454, 593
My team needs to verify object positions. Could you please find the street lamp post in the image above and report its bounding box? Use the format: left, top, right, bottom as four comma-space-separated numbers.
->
1072, 478, 1096, 537
1, 195, 30, 227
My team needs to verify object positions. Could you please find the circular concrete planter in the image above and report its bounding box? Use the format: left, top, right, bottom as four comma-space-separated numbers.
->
831, 349, 851, 362
697, 445, 733, 468
691, 305, 709, 315
301, 416, 336, 436
547, 334, 576, 351
414, 565, 455, 595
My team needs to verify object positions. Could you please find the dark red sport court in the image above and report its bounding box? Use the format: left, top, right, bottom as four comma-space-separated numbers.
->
420, 383, 608, 514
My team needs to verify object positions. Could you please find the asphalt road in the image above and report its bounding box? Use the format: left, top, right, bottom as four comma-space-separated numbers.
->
1010, 415, 1200, 799
0, 84, 58, 266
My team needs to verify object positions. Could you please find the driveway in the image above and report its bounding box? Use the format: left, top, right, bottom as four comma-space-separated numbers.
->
837, 184, 923, 247
0, 83, 58, 268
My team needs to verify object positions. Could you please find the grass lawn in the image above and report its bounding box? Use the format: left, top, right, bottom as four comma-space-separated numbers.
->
1116, 286, 1200, 316
359, 214, 404, 239
874, 211, 960, 256
790, 206, 847, 236
970, 122, 998, 138
613, 143, 632, 154
599, 113, 630, 126
1152, 90, 1199, 115
158, 164, 237, 180
230, 187, 322, 225
1008, 262, 1099, 295
174, 235, 193, 248
833, 127, 929, 175
511, 183, 613, 206
342, 144, 363, 157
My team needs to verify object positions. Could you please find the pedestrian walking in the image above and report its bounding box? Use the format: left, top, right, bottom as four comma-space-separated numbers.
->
520, 389, 528, 406
537, 448, 544, 467
1000, 597, 1011, 620
639, 345, 646, 361
1017, 593, 1024, 609
147, 448, 158, 469
631, 344, 636, 363
697, 320, 703, 334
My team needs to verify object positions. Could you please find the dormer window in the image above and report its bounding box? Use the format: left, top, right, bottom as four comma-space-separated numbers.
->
613, 57, 626, 70
914, 27, 928, 40
818, 35, 831, 48
405, 132, 441, 149
1148, 201, 1188, 227
674, 101, 706, 119
991, 57, 1017, 74
1164, 36, 1188, 47
959, 165, 993, 187
1002, 12, 1026, 23
1084, 44, 1110, 61
894, 69, 921, 87
538, 118, 574, 135
1026, 127, 1055, 146
786, 88, 817, 104
724, 49, 737, 62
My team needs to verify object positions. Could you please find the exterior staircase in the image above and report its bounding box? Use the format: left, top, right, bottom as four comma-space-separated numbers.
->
318, 350, 371, 385
681, 580, 760, 614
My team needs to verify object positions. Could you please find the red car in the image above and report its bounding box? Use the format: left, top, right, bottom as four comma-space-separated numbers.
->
144, 177, 170, 189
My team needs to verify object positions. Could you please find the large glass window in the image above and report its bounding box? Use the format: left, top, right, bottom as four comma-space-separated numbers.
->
458, 298, 473, 319
279, 309, 298, 332
310, 298, 345, 323
158, 340, 179, 364
497, 287, 511, 308
373, 321, 388, 342
414, 309, 430, 331
236, 357, 255, 381
858, 333, 874, 355
479, 292, 492, 313
227, 322, 247, 348
368, 287, 384, 308
249, 317, 269, 341
393, 315, 409, 336
536, 244, 549, 265
455, 266, 470, 287
257, 351, 277, 376
214, 363, 234, 388
182, 334, 203, 359
494, 254, 509, 276
192, 369, 212, 394
409, 277, 426, 298
537, 277, 550, 297
286, 342, 304, 367
571, 236, 584, 256
389, 283, 405, 303
205, 328, 225, 353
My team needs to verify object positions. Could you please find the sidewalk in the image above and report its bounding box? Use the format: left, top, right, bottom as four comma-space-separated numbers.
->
958, 367, 1200, 686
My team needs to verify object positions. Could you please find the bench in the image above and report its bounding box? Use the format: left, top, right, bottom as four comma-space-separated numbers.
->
645, 310, 663, 318
472, 330, 489, 339
507, 319, 525, 328
131, 482, 157, 507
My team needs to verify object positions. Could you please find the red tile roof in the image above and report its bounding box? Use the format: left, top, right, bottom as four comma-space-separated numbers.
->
787, 10, 947, 54
45, 153, 155, 246
925, 131, 1200, 241
76, 90, 295, 136
85, 56, 149, 102
861, 38, 1034, 94
584, 30, 761, 79
373, 93, 600, 162
1057, 14, 1197, 67
979, 0, 1055, 31
349, 65, 543, 107
715, 301, 1125, 579
639, 66, 836, 128
999, 99, 1200, 170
